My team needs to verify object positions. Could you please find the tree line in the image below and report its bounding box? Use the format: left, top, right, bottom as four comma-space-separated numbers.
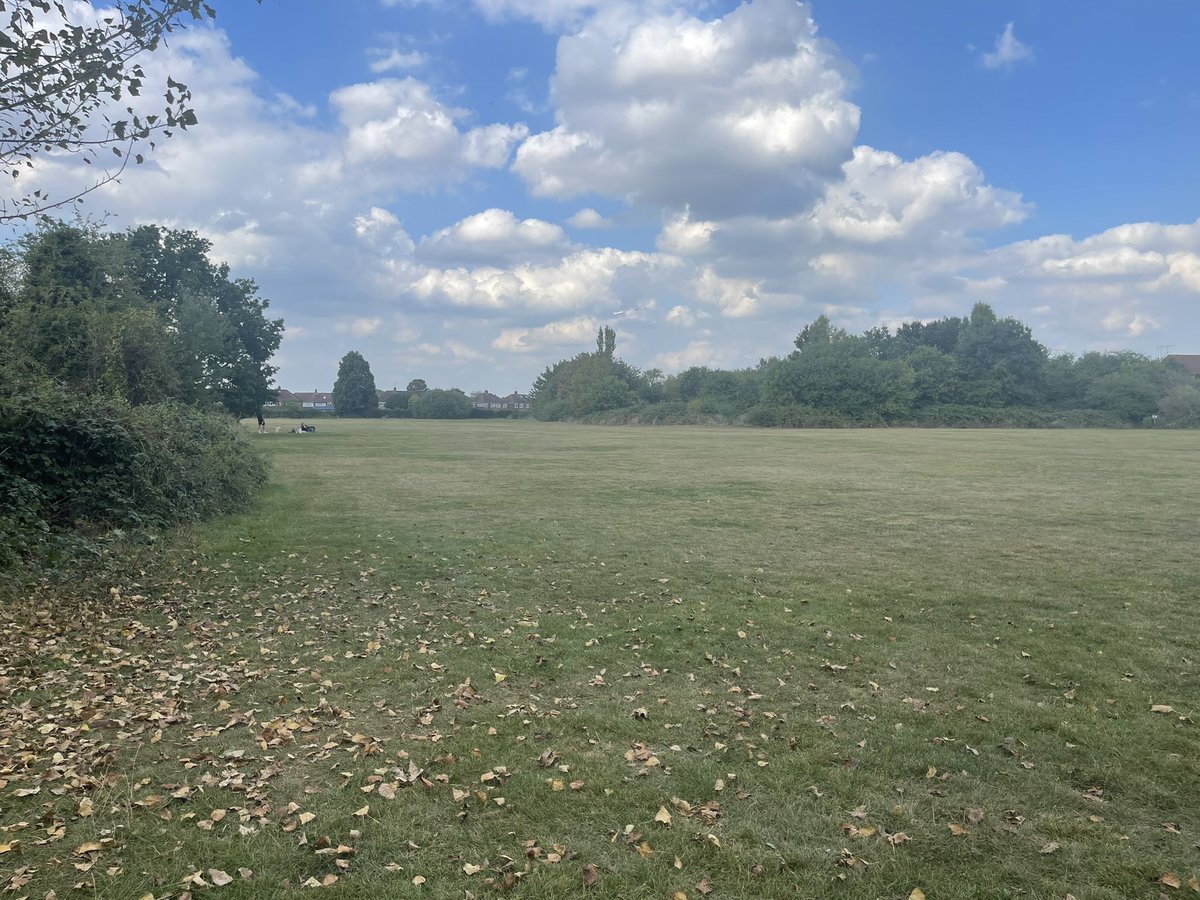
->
531, 308, 1200, 427
327, 351, 506, 419
0, 222, 282, 569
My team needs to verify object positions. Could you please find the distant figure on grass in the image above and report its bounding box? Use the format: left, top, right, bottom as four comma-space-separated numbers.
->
293, 422, 317, 433
256, 410, 266, 434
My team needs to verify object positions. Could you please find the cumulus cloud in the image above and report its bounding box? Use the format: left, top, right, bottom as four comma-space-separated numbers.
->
418, 208, 575, 266
411, 247, 676, 313
330, 78, 527, 188
666, 305, 697, 327
658, 209, 717, 255
694, 268, 761, 318
812, 146, 1030, 243
981, 22, 1034, 71
492, 315, 600, 352
512, 0, 860, 219
653, 340, 719, 372
566, 207, 612, 229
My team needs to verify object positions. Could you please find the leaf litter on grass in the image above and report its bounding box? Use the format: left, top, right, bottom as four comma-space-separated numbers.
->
4, 425, 1200, 900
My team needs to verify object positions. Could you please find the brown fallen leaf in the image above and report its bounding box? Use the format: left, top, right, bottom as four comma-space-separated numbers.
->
1151, 704, 1174, 714
948, 823, 969, 836
582, 863, 599, 887
1039, 841, 1060, 854
697, 876, 714, 895
655, 806, 673, 826
909, 890, 926, 900
1159, 873, 1181, 889
967, 807, 984, 825
209, 869, 233, 887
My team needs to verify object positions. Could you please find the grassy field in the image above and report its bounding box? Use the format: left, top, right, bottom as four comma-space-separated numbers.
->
2, 420, 1198, 899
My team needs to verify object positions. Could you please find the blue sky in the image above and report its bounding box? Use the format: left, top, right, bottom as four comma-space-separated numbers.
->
27, 1, 1200, 390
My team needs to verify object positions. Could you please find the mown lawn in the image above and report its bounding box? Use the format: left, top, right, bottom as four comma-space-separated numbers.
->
2, 420, 1198, 899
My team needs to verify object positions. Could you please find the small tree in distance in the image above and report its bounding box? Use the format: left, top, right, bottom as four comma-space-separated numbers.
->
406, 378, 428, 393
332, 351, 377, 417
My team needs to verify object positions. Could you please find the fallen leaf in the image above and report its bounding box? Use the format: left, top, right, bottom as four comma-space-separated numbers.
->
1159, 873, 1181, 889
209, 869, 233, 887
909, 890, 926, 900
353, 805, 369, 817
412, 874, 426, 885
463, 863, 481, 875
655, 806, 673, 826
948, 823, 969, 836
697, 876, 714, 895
1039, 841, 1060, 854
582, 863, 599, 887
1151, 704, 1175, 714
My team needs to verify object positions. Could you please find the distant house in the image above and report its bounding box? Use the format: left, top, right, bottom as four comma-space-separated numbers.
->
290, 391, 335, 410
471, 390, 504, 409
268, 389, 300, 407
377, 389, 408, 409
1167, 355, 1200, 377
471, 390, 530, 410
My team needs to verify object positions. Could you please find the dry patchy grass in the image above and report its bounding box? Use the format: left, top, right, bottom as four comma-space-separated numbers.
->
2, 421, 1198, 899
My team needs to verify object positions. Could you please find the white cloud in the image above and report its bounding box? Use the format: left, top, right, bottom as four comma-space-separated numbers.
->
666, 305, 696, 327
330, 78, 526, 187
368, 48, 428, 73
1102, 311, 1159, 336
412, 247, 675, 313
418, 208, 574, 266
813, 146, 1030, 243
512, 0, 860, 219
354, 207, 415, 254
694, 267, 761, 318
981, 22, 1033, 71
493, 315, 600, 352
658, 209, 717, 255
566, 207, 612, 229
654, 340, 718, 372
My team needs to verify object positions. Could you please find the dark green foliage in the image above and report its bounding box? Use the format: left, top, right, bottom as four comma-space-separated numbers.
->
1158, 382, 1200, 426
529, 306, 1191, 428
406, 378, 428, 394
2, 223, 284, 416
410, 388, 472, 419
332, 351, 378, 417
0, 221, 280, 569
0, 384, 268, 568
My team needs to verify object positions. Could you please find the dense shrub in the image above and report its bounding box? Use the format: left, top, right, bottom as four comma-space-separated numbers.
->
0, 385, 268, 567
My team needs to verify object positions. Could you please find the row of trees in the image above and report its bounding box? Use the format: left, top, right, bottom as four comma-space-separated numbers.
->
1, 222, 282, 568
2, 223, 283, 414
530, 309, 1200, 427
329, 351, 477, 418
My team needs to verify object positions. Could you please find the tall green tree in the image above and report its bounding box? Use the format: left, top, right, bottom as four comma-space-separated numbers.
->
406, 378, 428, 393
1, 222, 283, 416
332, 351, 377, 417
410, 388, 471, 419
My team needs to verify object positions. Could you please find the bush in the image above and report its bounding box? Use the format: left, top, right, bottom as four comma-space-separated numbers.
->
0, 384, 268, 568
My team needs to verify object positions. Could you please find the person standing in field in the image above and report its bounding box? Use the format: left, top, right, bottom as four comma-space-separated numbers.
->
256, 410, 266, 434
